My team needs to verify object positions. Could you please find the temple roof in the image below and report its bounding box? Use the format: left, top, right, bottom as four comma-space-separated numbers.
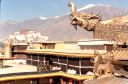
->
102, 48, 128, 60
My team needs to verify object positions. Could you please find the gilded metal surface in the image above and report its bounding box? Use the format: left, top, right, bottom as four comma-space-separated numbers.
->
68, 1, 101, 31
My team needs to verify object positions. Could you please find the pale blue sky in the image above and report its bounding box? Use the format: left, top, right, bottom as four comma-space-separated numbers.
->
1, 0, 128, 21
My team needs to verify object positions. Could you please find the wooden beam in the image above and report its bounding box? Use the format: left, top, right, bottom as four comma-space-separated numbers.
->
60, 77, 64, 84
69, 79, 72, 84
113, 60, 128, 65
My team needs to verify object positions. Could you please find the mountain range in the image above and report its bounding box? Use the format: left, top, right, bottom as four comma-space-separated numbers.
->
0, 4, 128, 41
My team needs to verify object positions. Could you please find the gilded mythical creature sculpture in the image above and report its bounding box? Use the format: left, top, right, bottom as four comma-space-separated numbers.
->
93, 50, 115, 76
68, 1, 101, 31
93, 44, 128, 77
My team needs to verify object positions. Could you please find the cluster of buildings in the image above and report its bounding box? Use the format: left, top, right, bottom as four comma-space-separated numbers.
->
0, 26, 127, 84
9, 30, 48, 45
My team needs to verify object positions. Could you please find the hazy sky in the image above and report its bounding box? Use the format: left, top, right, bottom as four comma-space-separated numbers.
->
1, 0, 128, 21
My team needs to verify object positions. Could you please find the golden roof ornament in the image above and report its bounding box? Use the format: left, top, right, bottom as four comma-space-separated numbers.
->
68, 1, 101, 31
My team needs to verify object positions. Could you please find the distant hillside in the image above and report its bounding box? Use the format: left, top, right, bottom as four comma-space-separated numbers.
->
80, 4, 128, 20
0, 4, 128, 41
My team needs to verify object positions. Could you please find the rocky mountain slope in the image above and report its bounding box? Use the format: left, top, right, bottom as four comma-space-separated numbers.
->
0, 4, 128, 41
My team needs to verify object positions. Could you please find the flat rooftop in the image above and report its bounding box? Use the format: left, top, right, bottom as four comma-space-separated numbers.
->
13, 49, 95, 58
0, 64, 95, 81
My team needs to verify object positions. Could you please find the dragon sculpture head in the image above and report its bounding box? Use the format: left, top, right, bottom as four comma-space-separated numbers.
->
68, 1, 101, 31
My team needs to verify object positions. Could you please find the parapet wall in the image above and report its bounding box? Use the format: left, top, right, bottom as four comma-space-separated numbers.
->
94, 24, 128, 42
